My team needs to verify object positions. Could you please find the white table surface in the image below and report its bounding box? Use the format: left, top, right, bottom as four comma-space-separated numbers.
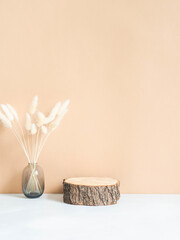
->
0, 194, 180, 240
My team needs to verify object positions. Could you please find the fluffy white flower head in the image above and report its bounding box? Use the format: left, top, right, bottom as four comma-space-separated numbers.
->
25, 113, 32, 131
7, 104, 19, 121
29, 96, 38, 115
0, 112, 12, 128
31, 123, 37, 135
41, 125, 47, 135
1, 104, 14, 121
37, 112, 45, 127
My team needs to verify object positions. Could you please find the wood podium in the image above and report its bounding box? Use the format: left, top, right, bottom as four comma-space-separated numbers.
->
63, 177, 120, 206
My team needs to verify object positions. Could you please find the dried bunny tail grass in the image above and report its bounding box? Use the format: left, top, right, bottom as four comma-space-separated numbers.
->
41, 125, 47, 135
44, 101, 61, 124
7, 104, 19, 121
52, 101, 61, 115
1, 104, 14, 121
49, 109, 68, 130
25, 113, 32, 131
36, 112, 45, 127
0, 111, 12, 128
29, 95, 38, 115
31, 123, 37, 135
57, 99, 70, 116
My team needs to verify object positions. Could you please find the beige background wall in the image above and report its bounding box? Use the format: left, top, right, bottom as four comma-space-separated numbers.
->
0, 0, 180, 193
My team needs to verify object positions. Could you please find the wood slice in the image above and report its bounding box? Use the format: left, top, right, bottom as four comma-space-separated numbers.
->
63, 177, 120, 206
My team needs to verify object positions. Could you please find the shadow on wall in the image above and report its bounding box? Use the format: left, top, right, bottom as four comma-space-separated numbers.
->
0, 126, 24, 193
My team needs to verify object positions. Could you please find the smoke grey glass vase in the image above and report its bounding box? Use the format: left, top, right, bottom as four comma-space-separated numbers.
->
22, 163, 44, 198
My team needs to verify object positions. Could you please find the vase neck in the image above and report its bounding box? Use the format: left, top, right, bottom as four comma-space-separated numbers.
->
28, 163, 38, 166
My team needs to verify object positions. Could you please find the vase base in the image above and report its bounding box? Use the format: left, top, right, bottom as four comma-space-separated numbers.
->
23, 192, 43, 199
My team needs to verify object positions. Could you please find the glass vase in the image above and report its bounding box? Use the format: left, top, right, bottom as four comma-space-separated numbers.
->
22, 163, 44, 198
